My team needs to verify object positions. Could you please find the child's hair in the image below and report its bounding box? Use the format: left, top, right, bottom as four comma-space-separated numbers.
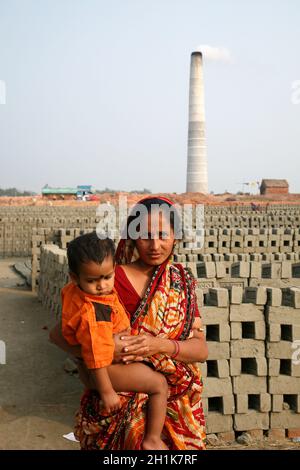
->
67, 232, 115, 275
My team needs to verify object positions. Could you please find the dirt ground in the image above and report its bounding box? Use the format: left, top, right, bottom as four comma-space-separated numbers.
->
0, 259, 299, 450
0, 259, 82, 450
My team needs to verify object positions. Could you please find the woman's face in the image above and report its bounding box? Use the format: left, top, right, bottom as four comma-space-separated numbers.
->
135, 212, 175, 266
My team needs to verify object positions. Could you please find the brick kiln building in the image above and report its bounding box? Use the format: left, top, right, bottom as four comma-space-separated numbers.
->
260, 179, 289, 196
42, 185, 93, 201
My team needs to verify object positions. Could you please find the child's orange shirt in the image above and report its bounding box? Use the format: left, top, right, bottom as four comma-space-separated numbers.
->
61, 283, 130, 369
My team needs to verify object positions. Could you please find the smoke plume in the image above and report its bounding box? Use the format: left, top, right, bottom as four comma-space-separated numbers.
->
196, 45, 233, 63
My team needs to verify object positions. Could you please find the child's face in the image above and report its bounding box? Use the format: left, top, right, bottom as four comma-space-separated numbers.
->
71, 256, 115, 296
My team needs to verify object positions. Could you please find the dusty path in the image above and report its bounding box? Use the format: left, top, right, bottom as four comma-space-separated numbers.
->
0, 260, 82, 449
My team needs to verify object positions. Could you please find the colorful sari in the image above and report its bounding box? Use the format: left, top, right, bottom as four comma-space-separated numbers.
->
74, 202, 206, 450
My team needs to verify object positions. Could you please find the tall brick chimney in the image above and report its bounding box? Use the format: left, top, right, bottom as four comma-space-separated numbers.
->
186, 51, 208, 193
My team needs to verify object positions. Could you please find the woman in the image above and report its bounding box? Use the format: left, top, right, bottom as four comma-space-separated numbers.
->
50, 196, 208, 450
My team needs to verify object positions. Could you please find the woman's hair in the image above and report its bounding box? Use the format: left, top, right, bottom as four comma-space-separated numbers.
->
67, 232, 115, 275
125, 197, 181, 240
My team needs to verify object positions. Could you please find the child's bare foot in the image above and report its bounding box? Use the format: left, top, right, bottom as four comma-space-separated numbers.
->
142, 436, 168, 450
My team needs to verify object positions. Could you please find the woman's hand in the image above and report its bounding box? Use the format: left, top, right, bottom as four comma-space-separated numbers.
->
113, 330, 163, 363
115, 326, 208, 364
114, 331, 162, 363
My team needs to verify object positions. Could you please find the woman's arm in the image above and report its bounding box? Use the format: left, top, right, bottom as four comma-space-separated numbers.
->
49, 323, 82, 357
119, 329, 208, 363
159, 332, 208, 363
49, 323, 144, 363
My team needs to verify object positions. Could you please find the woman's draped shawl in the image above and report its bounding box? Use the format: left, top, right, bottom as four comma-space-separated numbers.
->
74, 238, 206, 450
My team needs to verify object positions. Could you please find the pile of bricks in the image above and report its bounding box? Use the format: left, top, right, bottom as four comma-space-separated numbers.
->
0, 206, 100, 257
178, 256, 300, 294
230, 286, 270, 438
38, 245, 69, 317
38, 246, 300, 440
266, 287, 300, 440
31, 228, 60, 291
175, 228, 300, 256
200, 288, 235, 439
2, 204, 300, 259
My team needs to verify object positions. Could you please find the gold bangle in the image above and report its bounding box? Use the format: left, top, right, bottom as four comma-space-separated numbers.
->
197, 328, 204, 332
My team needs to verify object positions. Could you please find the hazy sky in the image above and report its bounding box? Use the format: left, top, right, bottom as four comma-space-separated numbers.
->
0, 0, 299, 194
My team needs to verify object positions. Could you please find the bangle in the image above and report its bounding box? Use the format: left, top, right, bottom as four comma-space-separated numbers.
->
170, 340, 180, 359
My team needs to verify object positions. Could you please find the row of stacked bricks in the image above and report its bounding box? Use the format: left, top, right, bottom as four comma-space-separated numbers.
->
1, 203, 300, 258
0, 216, 34, 257
174, 228, 300, 256
229, 286, 270, 439
204, 204, 300, 229
205, 212, 300, 229
0, 206, 101, 258
38, 245, 69, 317
198, 287, 235, 440
199, 285, 300, 440
267, 287, 300, 439
31, 228, 60, 291
175, 252, 300, 266
175, 255, 300, 295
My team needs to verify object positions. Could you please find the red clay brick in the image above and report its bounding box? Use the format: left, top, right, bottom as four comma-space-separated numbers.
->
287, 428, 300, 439
267, 429, 286, 440
247, 429, 264, 440
217, 431, 235, 443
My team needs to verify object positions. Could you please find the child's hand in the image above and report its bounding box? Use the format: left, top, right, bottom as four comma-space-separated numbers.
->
101, 390, 121, 414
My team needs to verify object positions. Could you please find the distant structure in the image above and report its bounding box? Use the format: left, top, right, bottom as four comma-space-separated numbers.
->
260, 179, 289, 196
186, 51, 208, 194
77, 185, 94, 199
42, 185, 93, 200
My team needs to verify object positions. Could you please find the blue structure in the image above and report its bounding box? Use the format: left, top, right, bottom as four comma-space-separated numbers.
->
76, 185, 93, 198
42, 185, 94, 200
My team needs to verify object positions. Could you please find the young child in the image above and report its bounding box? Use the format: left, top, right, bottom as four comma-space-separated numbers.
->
61, 232, 168, 450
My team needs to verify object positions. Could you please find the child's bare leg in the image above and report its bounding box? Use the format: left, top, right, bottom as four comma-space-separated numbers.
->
107, 363, 168, 450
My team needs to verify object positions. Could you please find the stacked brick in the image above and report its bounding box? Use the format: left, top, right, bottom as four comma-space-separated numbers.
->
266, 287, 300, 439
31, 228, 61, 291
2, 204, 300, 259
0, 206, 101, 258
38, 245, 69, 317
181, 257, 300, 294
230, 286, 270, 436
37, 247, 300, 439
174, 228, 300, 258
59, 228, 95, 249
203, 204, 300, 230
200, 288, 235, 438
